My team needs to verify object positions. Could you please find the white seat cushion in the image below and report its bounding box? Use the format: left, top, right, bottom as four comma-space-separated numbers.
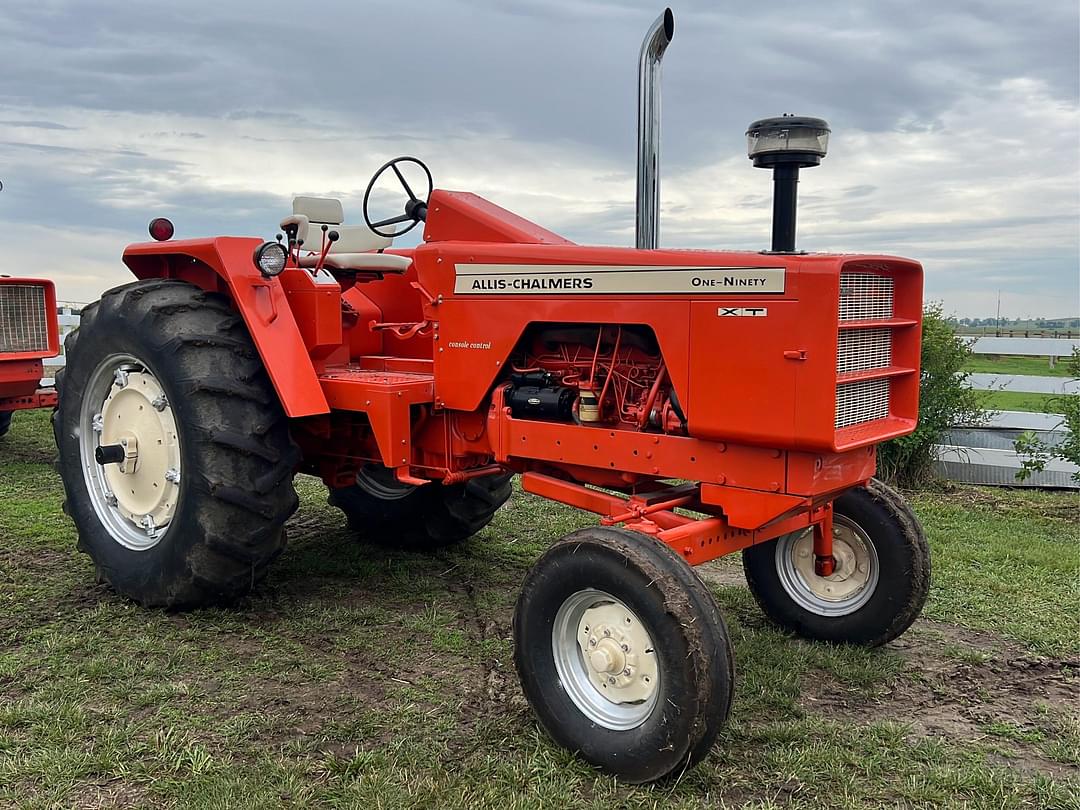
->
297, 252, 411, 274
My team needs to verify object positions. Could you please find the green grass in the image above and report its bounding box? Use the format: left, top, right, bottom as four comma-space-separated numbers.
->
978, 389, 1063, 414
963, 355, 1074, 378
907, 487, 1079, 656
1, 409, 1078, 809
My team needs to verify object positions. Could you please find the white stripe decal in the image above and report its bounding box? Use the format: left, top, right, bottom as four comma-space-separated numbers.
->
453, 264, 786, 295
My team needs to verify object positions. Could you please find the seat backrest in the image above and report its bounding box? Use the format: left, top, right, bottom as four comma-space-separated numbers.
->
288, 196, 392, 253
292, 196, 343, 225
301, 222, 391, 254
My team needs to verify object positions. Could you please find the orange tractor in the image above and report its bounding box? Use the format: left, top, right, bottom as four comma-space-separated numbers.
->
53, 9, 928, 782
0, 277, 60, 439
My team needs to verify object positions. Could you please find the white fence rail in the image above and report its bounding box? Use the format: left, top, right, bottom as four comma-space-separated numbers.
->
949, 336, 1077, 488
968, 336, 1079, 357
43, 309, 81, 369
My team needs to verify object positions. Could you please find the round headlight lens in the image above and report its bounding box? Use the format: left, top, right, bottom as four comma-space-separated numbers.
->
253, 242, 288, 277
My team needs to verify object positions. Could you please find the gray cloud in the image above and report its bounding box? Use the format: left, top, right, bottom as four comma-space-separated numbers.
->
0, 0, 1075, 316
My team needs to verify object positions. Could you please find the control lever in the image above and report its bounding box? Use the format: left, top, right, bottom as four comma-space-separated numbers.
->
314, 229, 339, 275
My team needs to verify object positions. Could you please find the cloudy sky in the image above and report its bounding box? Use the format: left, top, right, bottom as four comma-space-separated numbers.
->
1, 0, 1077, 318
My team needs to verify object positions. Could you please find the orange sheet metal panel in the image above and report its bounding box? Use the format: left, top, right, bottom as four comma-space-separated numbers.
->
124, 237, 330, 418
686, 298, 802, 447
417, 241, 802, 416
0, 358, 45, 400
492, 415, 786, 493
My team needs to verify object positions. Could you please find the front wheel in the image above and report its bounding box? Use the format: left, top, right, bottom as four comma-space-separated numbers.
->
513, 527, 734, 783
742, 479, 930, 647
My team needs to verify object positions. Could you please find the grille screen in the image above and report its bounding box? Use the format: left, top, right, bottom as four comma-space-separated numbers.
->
837, 328, 892, 374
835, 378, 890, 428
0, 284, 49, 353
839, 273, 894, 321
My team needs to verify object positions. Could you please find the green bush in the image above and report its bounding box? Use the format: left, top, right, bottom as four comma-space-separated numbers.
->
877, 304, 985, 487
1014, 348, 1080, 483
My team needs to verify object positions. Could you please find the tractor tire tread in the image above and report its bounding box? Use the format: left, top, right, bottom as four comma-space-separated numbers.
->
329, 471, 513, 551
54, 279, 298, 609
742, 478, 930, 647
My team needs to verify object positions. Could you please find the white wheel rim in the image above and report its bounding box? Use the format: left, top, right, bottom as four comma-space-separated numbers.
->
775, 516, 879, 617
552, 589, 660, 731
79, 354, 181, 551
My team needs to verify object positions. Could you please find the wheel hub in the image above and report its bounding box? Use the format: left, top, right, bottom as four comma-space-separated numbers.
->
578, 604, 658, 703
776, 517, 879, 616
552, 589, 661, 731
81, 357, 181, 551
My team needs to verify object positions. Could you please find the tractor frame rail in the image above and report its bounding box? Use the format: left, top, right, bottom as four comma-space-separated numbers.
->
521, 471, 833, 566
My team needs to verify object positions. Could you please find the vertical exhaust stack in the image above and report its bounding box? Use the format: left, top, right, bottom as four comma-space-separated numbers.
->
636, 8, 674, 250
746, 115, 831, 252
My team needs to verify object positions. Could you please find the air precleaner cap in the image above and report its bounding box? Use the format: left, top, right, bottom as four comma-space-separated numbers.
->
746, 115, 830, 168
746, 114, 831, 252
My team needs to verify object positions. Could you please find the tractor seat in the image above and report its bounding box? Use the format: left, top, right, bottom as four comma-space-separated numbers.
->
280, 196, 411, 275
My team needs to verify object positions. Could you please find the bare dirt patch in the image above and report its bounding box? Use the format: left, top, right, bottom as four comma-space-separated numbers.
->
802, 619, 1079, 779
696, 558, 746, 588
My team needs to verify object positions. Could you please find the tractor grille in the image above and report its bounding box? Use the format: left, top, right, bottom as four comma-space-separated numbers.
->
835, 271, 895, 429
837, 328, 891, 374
0, 284, 50, 353
835, 378, 891, 428
839, 273, 893, 321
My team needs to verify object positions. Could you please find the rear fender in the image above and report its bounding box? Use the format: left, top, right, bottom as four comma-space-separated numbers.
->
123, 237, 329, 417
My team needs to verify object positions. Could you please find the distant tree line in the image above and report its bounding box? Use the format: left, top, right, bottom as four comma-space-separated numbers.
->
945, 316, 1080, 328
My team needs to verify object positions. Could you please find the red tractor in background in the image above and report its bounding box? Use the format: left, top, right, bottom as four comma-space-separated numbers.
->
52, 9, 929, 782
0, 277, 60, 439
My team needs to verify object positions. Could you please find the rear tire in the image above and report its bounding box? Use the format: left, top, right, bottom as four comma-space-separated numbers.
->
328, 466, 512, 551
0, 411, 11, 438
54, 279, 300, 608
742, 479, 930, 647
513, 527, 734, 783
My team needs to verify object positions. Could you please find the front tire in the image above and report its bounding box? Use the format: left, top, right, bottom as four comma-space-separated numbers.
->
513, 527, 734, 783
54, 280, 300, 608
742, 479, 930, 647
0, 411, 11, 438
328, 465, 512, 551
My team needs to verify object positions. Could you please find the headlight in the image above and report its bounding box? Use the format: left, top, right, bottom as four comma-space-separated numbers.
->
253, 241, 288, 277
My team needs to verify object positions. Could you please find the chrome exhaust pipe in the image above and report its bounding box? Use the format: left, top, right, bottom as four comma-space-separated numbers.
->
636, 7, 674, 250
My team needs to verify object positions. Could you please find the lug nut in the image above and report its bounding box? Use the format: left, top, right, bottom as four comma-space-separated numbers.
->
113, 369, 129, 388
151, 395, 168, 412
165, 468, 181, 484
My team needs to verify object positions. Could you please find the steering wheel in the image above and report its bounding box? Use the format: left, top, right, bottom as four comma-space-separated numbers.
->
362, 156, 433, 238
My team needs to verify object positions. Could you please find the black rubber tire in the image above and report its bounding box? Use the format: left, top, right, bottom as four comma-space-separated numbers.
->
513, 527, 735, 783
0, 410, 11, 438
53, 279, 300, 608
328, 466, 512, 551
742, 478, 930, 647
